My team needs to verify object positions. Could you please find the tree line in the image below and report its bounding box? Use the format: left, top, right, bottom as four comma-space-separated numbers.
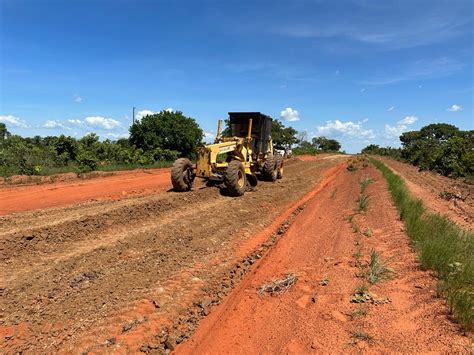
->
362, 123, 473, 178
1, 110, 341, 177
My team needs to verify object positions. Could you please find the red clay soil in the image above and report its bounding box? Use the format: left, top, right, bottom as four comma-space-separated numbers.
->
178, 164, 471, 353
0, 157, 346, 353
0, 168, 171, 215
377, 157, 473, 229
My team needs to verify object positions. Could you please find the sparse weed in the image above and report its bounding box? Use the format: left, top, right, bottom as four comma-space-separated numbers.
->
351, 330, 374, 343
351, 220, 360, 233
350, 305, 368, 318
360, 176, 374, 193
366, 249, 392, 284
363, 228, 373, 237
347, 163, 357, 172
330, 188, 338, 199
353, 245, 363, 268
344, 214, 354, 222
356, 194, 370, 212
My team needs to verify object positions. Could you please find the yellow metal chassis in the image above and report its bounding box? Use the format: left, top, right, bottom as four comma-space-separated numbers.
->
195, 117, 273, 180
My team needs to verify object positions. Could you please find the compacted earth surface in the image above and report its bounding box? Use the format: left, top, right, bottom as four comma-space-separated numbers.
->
1, 155, 471, 353
0, 167, 172, 215
1, 155, 344, 353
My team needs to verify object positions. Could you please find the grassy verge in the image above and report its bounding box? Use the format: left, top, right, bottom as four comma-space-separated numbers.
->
371, 158, 473, 331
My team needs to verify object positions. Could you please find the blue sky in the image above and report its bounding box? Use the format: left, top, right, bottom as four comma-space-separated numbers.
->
1, 0, 472, 153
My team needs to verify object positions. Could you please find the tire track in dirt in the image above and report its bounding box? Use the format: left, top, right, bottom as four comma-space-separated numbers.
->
0, 156, 346, 353
178, 162, 470, 353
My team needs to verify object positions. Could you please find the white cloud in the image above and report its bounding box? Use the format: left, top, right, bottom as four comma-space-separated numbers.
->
384, 124, 405, 138
447, 104, 462, 112
85, 116, 120, 130
165, 107, 174, 112
397, 115, 418, 125
280, 107, 300, 121
388, 106, 395, 111
203, 131, 216, 143
43, 120, 69, 129
0, 114, 28, 127
68, 119, 84, 125
316, 119, 374, 139
105, 132, 128, 139
135, 110, 155, 121
73, 95, 83, 103
385, 115, 418, 138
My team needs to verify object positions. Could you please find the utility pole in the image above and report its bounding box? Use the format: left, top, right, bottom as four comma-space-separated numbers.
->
132, 106, 136, 124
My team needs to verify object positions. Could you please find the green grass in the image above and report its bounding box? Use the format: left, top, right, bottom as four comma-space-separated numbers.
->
371, 158, 474, 331
356, 194, 370, 212
360, 176, 374, 193
366, 249, 393, 284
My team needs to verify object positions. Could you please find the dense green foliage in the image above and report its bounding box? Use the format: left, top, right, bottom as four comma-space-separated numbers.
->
130, 110, 203, 158
0, 112, 191, 176
293, 136, 342, 155
362, 123, 473, 178
271, 120, 298, 150
372, 158, 473, 330
361, 144, 402, 159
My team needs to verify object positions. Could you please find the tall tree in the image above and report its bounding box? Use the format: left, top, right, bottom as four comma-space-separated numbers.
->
129, 110, 203, 158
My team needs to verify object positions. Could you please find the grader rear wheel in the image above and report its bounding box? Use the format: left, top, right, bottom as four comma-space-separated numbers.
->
171, 158, 195, 192
225, 160, 246, 196
263, 154, 278, 182
276, 155, 284, 179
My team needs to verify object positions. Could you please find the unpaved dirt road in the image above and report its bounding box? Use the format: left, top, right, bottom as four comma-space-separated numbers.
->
0, 168, 171, 215
1, 156, 344, 353
179, 162, 470, 353
1, 156, 471, 353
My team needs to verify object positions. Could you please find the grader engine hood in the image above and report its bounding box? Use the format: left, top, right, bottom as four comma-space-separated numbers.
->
196, 141, 238, 178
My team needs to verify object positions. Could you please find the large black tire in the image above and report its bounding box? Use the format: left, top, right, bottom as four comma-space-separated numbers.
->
171, 158, 194, 192
225, 160, 246, 196
276, 155, 284, 179
262, 154, 278, 182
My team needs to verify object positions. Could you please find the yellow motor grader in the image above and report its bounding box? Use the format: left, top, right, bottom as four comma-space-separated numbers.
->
171, 112, 283, 196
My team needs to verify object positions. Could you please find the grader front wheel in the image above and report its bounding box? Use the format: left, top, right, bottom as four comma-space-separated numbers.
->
171, 158, 195, 192
225, 160, 247, 196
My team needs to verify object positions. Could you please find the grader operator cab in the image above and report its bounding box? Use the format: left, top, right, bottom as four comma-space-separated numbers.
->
171, 112, 283, 196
